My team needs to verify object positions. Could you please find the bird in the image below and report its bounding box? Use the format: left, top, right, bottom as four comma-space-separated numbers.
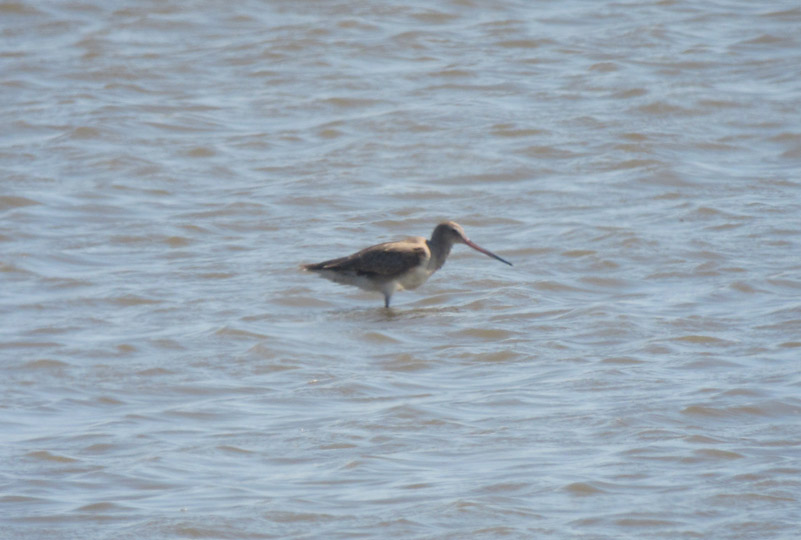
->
301, 221, 512, 308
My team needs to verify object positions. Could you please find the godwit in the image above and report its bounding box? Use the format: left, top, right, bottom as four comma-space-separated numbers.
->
301, 221, 512, 308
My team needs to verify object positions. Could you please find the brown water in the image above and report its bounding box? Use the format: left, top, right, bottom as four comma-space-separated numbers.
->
2, 1, 801, 538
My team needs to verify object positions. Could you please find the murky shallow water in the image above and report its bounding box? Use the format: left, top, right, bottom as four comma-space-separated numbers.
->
2, 1, 801, 538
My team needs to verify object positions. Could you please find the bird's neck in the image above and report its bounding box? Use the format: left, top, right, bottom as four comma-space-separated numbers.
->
427, 236, 454, 271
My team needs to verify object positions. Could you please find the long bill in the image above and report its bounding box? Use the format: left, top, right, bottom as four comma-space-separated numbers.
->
463, 238, 513, 266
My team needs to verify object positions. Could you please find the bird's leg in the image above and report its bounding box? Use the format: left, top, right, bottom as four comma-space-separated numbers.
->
384, 294, 391, 308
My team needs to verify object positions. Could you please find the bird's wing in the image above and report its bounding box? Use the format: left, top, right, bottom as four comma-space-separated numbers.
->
310, 242, 428, 277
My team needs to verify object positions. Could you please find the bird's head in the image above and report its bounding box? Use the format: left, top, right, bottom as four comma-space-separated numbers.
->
432, 221, 512, 266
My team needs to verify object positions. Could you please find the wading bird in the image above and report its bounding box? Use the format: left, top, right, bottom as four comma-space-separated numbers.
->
301, 221, 512, 308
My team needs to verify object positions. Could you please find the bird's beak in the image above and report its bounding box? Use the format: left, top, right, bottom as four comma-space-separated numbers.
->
462, 237, 513, 266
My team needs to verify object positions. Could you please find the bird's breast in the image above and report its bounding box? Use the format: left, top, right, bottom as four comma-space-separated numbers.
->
396, 263, 433, 291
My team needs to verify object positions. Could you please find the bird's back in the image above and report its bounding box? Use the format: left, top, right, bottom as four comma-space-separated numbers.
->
303, 237, 430, 280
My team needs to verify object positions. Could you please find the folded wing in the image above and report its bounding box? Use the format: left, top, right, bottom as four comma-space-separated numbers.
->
303, 242, 427, 278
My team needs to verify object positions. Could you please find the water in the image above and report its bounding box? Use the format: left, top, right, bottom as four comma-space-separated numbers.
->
2, 1, 801, 538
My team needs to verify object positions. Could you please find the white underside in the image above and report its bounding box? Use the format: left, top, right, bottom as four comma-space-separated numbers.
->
396, 264, 433, 291
311, 265, 435, 300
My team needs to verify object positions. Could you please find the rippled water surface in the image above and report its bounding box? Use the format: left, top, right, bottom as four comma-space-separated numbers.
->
3, 1, 801, 538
